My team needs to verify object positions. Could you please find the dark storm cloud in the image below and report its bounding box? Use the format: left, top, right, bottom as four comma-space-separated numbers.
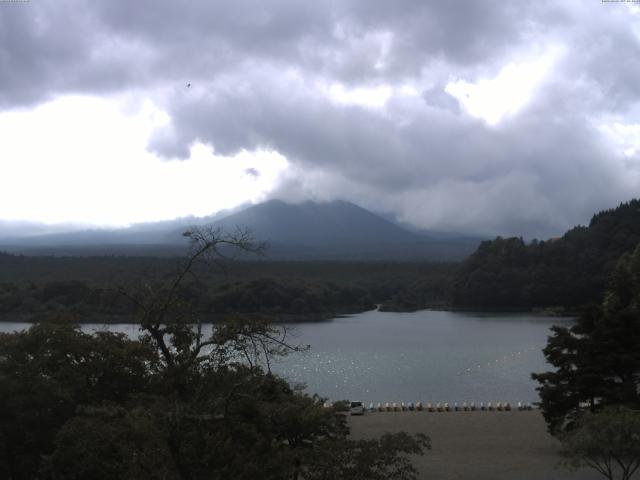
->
0, 0, 538, 106
2, 0, 639, 237
0, 2, 152, 107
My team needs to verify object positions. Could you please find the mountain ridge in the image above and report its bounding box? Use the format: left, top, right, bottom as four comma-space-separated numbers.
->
0, 200, 482, 260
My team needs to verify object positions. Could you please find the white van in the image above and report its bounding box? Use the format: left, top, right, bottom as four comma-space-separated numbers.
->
349, 401, 365, 415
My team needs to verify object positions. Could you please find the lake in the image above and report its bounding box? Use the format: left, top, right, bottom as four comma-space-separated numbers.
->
0, 309, 565, 405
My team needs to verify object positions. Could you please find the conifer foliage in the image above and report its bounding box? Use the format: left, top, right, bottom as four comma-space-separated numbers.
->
533, 244, 640, 434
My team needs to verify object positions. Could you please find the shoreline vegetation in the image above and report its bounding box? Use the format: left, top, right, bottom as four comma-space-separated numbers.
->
2, 199, 640, 323
0, 252, 579, 324
0, 304, 576, 325
379, 304, 577, 317
0, 311, 353, 325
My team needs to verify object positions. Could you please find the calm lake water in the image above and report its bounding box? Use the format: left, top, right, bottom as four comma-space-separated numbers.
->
0, 309, 566, 404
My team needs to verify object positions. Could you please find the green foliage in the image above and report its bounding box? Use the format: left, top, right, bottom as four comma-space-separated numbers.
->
453, 199, 640, 309
0, 256, 456, 320
208, 277, 375, 316
378, 272, 452, 312
0, 323, 156, 480
49, 405, 177, 480
533, 244, 640, 434
0, 229, 431, 480
0, 321, 429, 480
559, 407, 640, 480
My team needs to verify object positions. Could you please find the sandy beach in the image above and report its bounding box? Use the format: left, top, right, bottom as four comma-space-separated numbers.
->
348, 410, 602, 480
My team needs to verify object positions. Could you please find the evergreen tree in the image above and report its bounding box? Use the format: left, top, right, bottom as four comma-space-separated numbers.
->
533, 244, 640, 433
454, 199, 640, 310
559, 407, 640, 480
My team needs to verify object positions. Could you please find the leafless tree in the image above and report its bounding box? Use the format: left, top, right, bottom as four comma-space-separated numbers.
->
119, 226, 304, 376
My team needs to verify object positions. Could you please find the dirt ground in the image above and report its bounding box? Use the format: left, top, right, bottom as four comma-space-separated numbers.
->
348, 410, 603, 480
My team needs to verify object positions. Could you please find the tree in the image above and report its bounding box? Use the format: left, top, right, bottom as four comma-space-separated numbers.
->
118, 226, 268, 372
532, 244, 640, 433
560, 407, 640, 480
114, 225, 430, 480
0, 323, 157, 480
452, 200, 640, 311
49, 405, 178, 480
1, 225, 431, 480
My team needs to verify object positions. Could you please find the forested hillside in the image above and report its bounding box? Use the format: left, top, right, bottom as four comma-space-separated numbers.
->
0, 253, 453, 321
0, 276, 376, 323
452, 199, 640, 309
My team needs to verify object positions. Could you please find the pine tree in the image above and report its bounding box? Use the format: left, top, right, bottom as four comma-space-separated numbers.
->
533, 244, 640, 433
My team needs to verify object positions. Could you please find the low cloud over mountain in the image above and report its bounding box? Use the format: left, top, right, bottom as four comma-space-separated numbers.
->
1, 1, 639, 237
1, 200, 481, 260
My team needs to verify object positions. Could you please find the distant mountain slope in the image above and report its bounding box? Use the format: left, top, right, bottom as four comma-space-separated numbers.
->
0, 210, 237, 249
452, 199, 640, 309
209, 200, 421, 245
0, 200, 481, 260
171, 199, 479, 260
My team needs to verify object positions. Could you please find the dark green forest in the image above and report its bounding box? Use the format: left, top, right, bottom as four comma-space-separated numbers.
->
451, 199, 640, 311
0, 252, 454, 322
372, 199, 640, 312
0, 276, 376, 323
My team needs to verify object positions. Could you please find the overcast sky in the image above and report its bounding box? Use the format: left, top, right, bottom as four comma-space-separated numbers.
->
1, 0, 639, 238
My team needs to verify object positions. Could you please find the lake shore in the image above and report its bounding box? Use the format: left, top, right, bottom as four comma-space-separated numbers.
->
348, 411, 600, 480
380, 304, 578, 317
0, 311, 342, 324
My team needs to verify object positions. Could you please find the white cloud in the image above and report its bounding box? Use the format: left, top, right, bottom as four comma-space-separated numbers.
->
599, 122, 640, 158
327, 83, 393, 108
0, 95, 288, 226
445, 47, 562, 126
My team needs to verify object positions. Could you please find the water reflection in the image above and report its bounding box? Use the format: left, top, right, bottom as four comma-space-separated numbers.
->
273, 310, 566, 403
